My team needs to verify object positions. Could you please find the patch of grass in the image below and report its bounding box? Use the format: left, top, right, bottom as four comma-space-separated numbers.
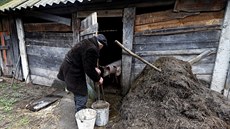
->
11, 83, 22, 90
0, 96, 17, 112
18, 116, 30, 126
0, 83, 8, 89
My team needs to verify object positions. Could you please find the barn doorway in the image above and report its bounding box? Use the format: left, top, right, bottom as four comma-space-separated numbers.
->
98, 17, 122, 94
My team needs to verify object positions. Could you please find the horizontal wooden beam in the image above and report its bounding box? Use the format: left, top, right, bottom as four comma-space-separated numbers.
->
25, 11, 71, 26
24, 23, 72, 32
77, 9, 122, 18
136, 48, 217, 56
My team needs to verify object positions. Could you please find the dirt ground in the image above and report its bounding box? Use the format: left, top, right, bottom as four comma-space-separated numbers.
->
2, 57, 230, 129
112, 57, 230, 129
0, 77, 122, 129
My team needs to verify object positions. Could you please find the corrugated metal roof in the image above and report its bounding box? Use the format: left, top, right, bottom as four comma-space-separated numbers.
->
0, 0, 83, 12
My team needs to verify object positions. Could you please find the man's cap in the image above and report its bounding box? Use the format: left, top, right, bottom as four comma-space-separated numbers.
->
96, 34, 108, 47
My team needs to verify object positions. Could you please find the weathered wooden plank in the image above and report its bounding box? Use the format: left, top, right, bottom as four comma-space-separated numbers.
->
196, 75, 212, 83
80, 12, 97, 32
30, 67, 58, 79
132, 72, 212, 84
122, 7, 135, 95
135, 11, 224, 33
80, 23, 98, 36
26, 45, 69, 59
134, 30, 221, 44
24, 23, 72, 32
134, 42, 218, 51
16, 19, 30, 83
135, 25, 221, 36
2, 17, 10, 32
25, 32, 73, 47
26, 11, 71, 26
134, 54, 216, 64
135, 10, 199, 26
72, 12, 80, 45
224, 64, 230, 98
77, 9, 123, 18
174, 0, 226, 12
211, 0, 230, 94
31, 75, 54, 86
27, 55, 62, 72
0, 19, 2, 31
136, 48, 217, 56
10, 17, 23, 80
133, 62, 214, 75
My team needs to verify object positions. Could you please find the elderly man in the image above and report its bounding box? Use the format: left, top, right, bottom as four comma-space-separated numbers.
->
57, 34, 107, 112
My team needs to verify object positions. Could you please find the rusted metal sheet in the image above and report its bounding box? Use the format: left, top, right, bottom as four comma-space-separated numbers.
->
174, 0, 227, 12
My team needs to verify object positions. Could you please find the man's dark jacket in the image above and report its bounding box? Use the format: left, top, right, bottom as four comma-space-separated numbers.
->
57, 36, 100, 96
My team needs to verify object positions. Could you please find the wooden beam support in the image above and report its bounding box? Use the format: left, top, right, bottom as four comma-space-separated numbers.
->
25, 11, 71, 26
121, 7, 135, 95
211, 0, 230, 93
77, 9, 123, 18
72, 12, 80, 46
16, 18, 30, 83
24, 23, 71, 32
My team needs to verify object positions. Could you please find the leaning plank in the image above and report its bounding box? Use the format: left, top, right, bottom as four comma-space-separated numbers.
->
16, 19, 30, 83
188, 49, 215, 64
115, 40, 161, 72
211, 0, 230, 93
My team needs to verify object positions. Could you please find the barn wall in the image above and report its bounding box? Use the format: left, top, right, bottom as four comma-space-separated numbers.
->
131, 10, 224, 84
25, 31, 72, 86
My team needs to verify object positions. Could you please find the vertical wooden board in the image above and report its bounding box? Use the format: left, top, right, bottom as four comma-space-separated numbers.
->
0, 19, 3, 31
224, 64, 230, 98
122, 7, 135, 95
211, 0, 230, 94
79, 12, 98, 95
4, 33, 13, 76
16, 18, 30, 83
72, 12, 80, 46
9, 17, 23, 80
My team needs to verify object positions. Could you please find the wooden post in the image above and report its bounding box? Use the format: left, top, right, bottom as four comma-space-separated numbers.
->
211, 0, 230, 93
122, 7, 135, 95
16, 18, 30, 83
72, 12, 80, 46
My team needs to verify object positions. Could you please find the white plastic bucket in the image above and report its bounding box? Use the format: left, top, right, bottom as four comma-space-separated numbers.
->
75, 108, 97, 129
91, 100, 110, 126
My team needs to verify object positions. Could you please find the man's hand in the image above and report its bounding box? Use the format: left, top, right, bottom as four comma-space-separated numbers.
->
95, 67, 101, 75
98, 77, 103, 85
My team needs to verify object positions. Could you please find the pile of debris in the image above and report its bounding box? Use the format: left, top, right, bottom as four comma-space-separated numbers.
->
112, 57, 230, 129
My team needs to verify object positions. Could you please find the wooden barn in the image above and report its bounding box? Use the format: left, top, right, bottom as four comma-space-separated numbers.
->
0, 0, 230, 97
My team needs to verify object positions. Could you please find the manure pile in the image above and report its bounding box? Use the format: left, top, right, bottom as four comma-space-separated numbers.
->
113, 57, 230, 129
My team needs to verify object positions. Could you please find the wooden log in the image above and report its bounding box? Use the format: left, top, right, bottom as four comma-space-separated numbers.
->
115, 40, 161, 72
